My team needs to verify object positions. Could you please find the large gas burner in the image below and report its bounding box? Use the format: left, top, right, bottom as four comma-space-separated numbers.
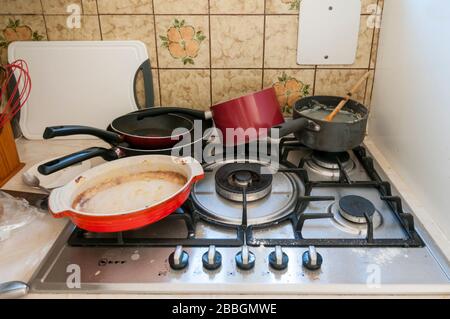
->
191, 159, 304, 227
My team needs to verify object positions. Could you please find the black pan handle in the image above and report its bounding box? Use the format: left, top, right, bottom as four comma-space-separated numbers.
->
135, 107, 211, 121
273, 118, 319, 138
43, 125, 123, 144
133, 59, 154, 109
37, 147, 119, 176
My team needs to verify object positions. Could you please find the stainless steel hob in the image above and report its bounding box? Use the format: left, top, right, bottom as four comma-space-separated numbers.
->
29, 139, 450, 295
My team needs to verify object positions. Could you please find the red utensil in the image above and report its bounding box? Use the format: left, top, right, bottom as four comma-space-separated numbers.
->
0, 59, 32, 129
47, 155, 204, 232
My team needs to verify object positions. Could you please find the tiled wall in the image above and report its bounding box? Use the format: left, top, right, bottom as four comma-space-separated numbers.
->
0, 0, 384, 115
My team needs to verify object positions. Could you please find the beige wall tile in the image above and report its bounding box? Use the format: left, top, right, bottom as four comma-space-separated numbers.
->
370, 27, 380, 68
263, 69, 314, 115
159, 69, 210, 109
97, 0, 152, 14
82, 0, 98, 14
156, 16, 209, 68
210, 15, 263, 68
154, 0, 208, 14
364, 70, 375, 108
266, 0, 299, 14
100, 15, 157, 68
211, 69, 262, 104
42, 0, 82, 14
210, 0, 264, 14
361, 0, 379, 14
264, 15, 311, 68
318, 16, 374, 69
0, 0, 42, 14
135, 69, 160, 107
315, 69, 368, 103
45, 15, 101, 40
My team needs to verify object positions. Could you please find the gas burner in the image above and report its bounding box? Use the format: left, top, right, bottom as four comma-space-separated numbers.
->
339, 195, 375, 223
215, 163, 272, 202
305, 151, 355, 178
191, 159, 304, 227
328, 195, 383, 235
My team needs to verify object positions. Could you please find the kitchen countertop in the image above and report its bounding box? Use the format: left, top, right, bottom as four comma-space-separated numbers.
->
1, 138, 449, 299
0, 138, 107, 292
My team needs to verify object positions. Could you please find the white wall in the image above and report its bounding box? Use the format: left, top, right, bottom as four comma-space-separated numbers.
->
370, 1, 450, 245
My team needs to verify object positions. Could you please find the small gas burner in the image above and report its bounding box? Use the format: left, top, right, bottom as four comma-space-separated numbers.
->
328, 195, 382, 235
305, 151, 355, 178
215, 163, 273, 202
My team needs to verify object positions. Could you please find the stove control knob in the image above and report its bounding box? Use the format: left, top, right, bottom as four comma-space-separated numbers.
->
302, 246, 323, 271
202, 245, 222, 270
235, 245, 255, 270
269, 246, 289, 270
169, 245, 189, 270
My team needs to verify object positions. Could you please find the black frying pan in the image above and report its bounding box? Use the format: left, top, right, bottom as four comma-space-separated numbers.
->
38, 109, 213, 175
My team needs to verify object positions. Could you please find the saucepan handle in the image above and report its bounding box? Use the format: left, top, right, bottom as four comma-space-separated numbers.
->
38, 147, 119, 176
273, 118, 320, 138
43, 125, 123, 144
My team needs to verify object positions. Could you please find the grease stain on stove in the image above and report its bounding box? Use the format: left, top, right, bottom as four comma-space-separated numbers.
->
350, 248, 404, 266
131, 251, 140, 261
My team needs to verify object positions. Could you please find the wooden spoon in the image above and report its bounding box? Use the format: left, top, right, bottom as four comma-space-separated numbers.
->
324, 71, 371, 122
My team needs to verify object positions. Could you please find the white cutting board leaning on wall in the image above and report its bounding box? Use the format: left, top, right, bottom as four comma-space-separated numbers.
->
8, 41, 151, 139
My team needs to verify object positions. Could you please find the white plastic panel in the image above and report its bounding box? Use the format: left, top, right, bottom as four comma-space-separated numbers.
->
297, 0, 361, 65
369, 0, 450, 253
8, 41, 149, 139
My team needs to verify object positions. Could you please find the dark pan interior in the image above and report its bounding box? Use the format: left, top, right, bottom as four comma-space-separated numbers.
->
112, 113, 193, 138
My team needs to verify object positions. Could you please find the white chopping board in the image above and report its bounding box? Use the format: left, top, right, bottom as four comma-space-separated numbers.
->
8, 41, 150, 140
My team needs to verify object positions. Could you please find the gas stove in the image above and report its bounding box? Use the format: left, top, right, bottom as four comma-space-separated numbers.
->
29, 139, 450, 295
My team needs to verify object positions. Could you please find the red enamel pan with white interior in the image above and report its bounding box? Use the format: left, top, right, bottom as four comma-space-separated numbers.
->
48, 155, 204, 232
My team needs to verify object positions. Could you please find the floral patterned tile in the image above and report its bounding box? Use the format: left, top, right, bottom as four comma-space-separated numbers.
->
100, 15, 157, 68
153, 0, 208, 14
42, 0, 82, 14
211, 69, 262, 105
314, 69, 368, 103
0, 16, 46, 64
135, 69, 160, 107
210, 15, 264, 68
318, 15, 374, 69
209, 0, 265, 14
97, 0, 152, 14
159, 69, 210, 109
263, 69, 314, 115
82, 0, 98, 14
0, 0, 42, 14
264, 15, 313, 68
45, 15, 101, 40
156, 16, 209, 68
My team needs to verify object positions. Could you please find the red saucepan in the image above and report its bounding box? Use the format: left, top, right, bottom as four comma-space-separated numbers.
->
45, 112, 194, 150
134, 88, 309, 146
48, 155, 204, 232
